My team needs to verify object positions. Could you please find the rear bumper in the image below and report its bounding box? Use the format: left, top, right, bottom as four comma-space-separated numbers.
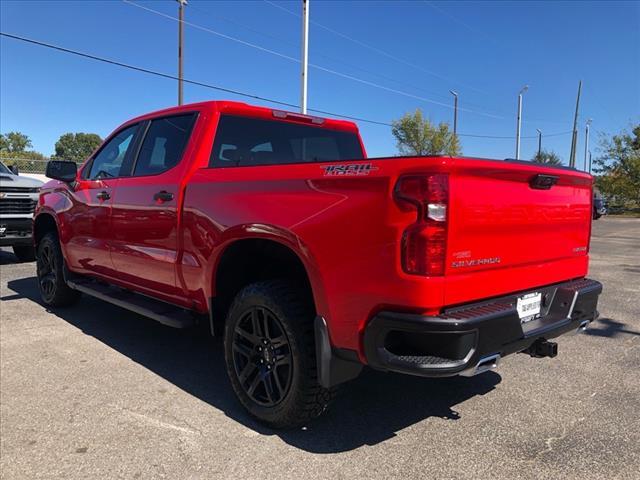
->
0, 217, 34, 246
363, 278, 602, 378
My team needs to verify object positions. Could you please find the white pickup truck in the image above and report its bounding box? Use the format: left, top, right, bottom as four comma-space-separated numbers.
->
0, 161, 43, 261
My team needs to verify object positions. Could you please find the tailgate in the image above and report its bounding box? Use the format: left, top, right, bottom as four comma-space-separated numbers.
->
444, 159, 593, 303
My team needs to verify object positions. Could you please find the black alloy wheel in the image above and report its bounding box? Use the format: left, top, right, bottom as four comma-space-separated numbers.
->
231, 306, 293, 407
37, 241, 58, 303
224, 280, 337, 428
36, 232, 79, 307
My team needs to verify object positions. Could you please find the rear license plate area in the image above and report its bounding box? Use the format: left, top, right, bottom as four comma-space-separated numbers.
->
517, 292, 542, 324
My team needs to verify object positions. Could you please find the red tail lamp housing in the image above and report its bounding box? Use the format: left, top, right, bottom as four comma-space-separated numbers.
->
394, 174, 449, 276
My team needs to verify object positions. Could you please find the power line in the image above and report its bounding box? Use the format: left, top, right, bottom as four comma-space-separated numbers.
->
461, 130, 572, 139
263, 0, 575, 127
187, 0, 469, 106
263, 0, 489, 95
0, 31, 572, 140
0, 32, 298, 108
122, 1, 299, 63
193, 0, 511, 116
264, 0, 577, 126
0, 31, 378, 126
130, 1, 581, 128
124, 0, 506, 119
422, 1, 499, 45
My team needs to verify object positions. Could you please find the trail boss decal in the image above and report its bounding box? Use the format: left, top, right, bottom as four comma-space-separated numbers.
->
321, 163, 379, 176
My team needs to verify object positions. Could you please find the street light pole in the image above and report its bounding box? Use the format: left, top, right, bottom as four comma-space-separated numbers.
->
515, 85, 528, 160
177, 0, 187, 106
536, 128, 542, 156
449, 90, 458, 138
300, 0, 309, 114
569, 80, 582, 167
584, 118, 592, 171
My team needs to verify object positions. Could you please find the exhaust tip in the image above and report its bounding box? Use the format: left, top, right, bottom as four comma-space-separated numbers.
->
459, 353, 500, 377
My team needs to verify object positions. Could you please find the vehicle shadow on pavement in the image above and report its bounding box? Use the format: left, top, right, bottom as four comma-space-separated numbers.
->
6, 275, 502, 453
0, 251, 24, 265
584, 317, 640, 338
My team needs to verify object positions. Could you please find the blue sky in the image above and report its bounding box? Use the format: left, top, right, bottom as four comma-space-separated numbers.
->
1, 0, 638, 164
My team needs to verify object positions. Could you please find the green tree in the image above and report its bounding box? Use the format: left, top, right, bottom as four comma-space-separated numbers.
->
593, 124, 640, 208
391, 109, 461, 156
0, 131, 32, 153
54, 132, 103, 162
0, 132, 46, 172
532, 149, 562, 165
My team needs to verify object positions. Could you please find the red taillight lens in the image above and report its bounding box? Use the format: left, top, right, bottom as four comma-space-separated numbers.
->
395, 174, 449, 276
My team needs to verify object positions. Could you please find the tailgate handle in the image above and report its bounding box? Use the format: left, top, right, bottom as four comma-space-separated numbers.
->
530, 174, 559, 190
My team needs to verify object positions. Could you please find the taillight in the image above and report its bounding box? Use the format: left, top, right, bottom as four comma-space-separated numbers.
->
394, 174, 449, 276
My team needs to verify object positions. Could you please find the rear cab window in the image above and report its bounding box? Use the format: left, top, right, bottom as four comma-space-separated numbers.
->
133, 113, 197, 177
209, 115, 363, 167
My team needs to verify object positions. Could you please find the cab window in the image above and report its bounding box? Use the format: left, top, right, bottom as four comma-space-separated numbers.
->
209, 115, 363, 167
86, 125, 138, 180
132, 113, 197, 177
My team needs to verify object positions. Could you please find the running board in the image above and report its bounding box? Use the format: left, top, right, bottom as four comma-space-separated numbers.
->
66, 279, 195, 329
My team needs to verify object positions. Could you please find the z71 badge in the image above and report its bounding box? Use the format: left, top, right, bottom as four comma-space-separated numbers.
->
321, 163, 378, 176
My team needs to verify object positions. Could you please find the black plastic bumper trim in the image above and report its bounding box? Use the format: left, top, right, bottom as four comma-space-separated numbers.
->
364, 278, 602, 378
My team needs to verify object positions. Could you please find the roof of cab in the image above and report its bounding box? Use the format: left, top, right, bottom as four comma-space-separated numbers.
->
125, 100, 360, 133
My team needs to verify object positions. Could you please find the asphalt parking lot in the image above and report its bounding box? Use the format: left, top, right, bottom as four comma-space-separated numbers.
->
1, 217, 638, 480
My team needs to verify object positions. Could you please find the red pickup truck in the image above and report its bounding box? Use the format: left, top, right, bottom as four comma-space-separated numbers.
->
36, 101, 602, 428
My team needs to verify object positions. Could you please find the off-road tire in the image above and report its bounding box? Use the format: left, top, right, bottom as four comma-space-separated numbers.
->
224, 280, 336, 429
36, 232, 80, 307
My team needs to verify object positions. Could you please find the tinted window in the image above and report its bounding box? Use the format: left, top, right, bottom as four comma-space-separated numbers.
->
133, 114, 196, 176
87, 125, 138, 179
210, 115, 364, 167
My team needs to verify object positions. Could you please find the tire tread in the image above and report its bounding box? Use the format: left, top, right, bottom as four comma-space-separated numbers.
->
224, 279, 337, 428
37, 232, 80, 307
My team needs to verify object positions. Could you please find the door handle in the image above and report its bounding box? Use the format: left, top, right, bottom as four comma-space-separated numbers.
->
153, 190, 174, 202
96, 191, 110, 201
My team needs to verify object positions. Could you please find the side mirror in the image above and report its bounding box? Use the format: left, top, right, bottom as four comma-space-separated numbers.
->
9, 165, 19, 175
46, 160, 77, 183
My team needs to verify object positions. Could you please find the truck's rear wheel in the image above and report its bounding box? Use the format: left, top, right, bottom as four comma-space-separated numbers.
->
223, 280, 336, 429
36, 232, 79, 307
12, 245, 36, 262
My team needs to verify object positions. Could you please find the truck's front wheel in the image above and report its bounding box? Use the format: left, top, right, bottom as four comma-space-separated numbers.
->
224, 280, 335, 429
36, 232, 80, 307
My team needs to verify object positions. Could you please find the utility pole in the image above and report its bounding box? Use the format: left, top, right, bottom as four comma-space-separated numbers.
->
300, 0, 309, 114
515, 85, 528, 160
584, 118, 592, 171
177, 0, 187, 106
588, 150, 593, 174
449, 90, 458, 138
536, 129, 542, 156
569, 80, 582, 167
